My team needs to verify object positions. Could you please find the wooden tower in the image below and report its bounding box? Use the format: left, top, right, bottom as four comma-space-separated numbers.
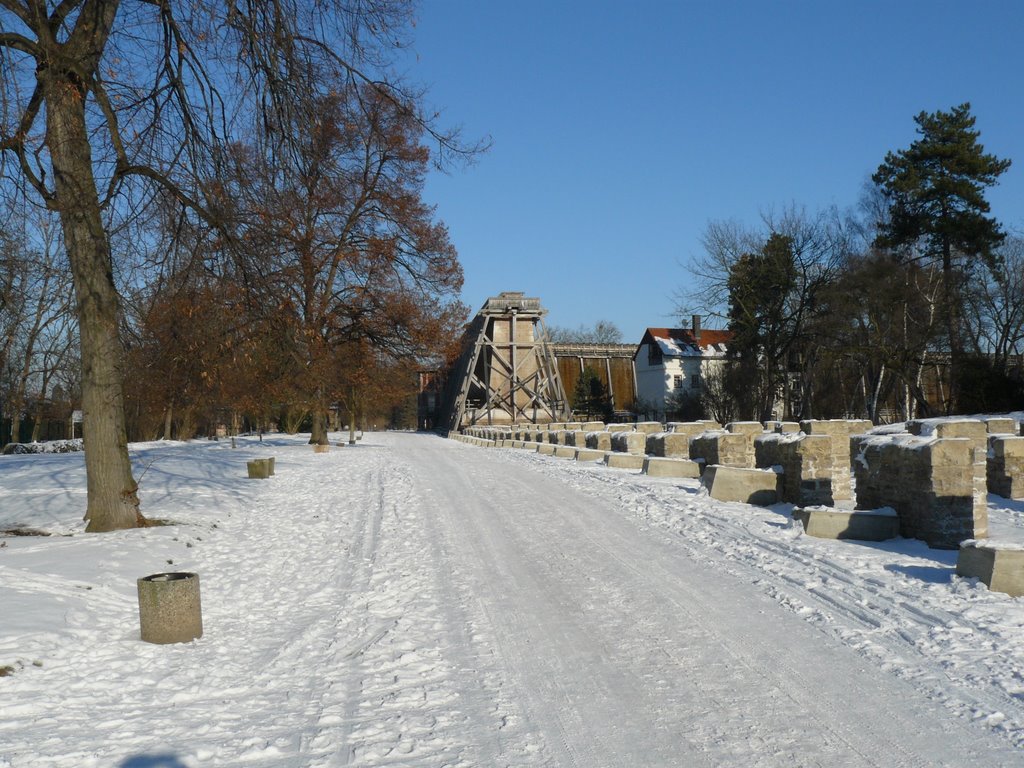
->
443, 292, 570, 430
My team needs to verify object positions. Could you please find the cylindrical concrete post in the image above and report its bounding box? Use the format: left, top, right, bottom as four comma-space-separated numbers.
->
137, 572, 203, 644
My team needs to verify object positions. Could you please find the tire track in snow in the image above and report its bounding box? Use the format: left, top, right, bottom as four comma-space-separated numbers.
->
503, 446, 1024, 751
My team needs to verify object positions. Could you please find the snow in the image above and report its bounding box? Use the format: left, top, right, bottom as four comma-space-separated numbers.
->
3, 433, 1024, 765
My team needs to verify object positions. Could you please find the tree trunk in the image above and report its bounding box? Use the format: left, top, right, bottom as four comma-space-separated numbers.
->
163, 403, 174, 441
46, 73, 142, 532
10, 410, 22, 445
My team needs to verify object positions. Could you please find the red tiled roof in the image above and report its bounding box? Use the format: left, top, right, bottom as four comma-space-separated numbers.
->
643, 327, 732, 349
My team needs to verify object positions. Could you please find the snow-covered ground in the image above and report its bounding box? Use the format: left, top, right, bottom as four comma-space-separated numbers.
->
3, 432, 1024, 766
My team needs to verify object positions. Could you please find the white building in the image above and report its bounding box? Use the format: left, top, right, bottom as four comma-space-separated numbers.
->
632, 317, 731, 420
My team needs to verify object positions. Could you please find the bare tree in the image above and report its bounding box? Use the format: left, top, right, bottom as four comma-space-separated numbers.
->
0, 1, 473, 530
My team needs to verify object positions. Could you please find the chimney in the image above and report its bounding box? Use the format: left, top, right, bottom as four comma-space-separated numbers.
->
691, 314, 702, 343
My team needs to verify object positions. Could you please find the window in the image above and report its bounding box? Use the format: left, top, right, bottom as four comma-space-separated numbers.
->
691, 373, 701, 389
673, 374, 684, 389
648, 343, 663, 366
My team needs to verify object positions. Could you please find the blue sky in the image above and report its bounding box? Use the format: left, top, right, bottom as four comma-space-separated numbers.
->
404, 1, 1024, 343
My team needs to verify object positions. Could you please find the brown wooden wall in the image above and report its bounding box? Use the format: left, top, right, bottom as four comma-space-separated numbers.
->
553, 345, 637, 412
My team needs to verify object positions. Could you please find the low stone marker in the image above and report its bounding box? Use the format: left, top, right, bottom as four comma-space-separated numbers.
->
536, 443, 556, 455
606, 424, 636, 433
137, 572, 203, 644
554, 445, 577, 458
642, 457, 701, 478
792, 506, 899, 541
701, 465, 779, 506
575, 448, 607, 462
604, 453, 645, 470
246, 459, 270, 479
956, 540, 1024, 597
585, 431, 613, 451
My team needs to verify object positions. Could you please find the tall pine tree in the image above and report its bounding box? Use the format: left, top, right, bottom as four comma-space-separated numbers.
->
872, 103, 1011, 413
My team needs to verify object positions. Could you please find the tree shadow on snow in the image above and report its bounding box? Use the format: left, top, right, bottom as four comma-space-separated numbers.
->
119, 754, 189, 768
884, 563, 955, 585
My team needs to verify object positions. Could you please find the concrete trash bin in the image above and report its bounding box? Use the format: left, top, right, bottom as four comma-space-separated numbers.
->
137, 572, 203, 644
247, 459, 269, 478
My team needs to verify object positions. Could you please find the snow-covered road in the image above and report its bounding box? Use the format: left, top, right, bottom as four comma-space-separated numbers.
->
3, 432, 1024, 766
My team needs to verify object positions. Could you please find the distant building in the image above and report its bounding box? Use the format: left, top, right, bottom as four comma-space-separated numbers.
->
633, 316, 731, 420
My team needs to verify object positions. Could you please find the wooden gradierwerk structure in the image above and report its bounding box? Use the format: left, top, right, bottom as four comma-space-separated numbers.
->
440, 292, 571, 430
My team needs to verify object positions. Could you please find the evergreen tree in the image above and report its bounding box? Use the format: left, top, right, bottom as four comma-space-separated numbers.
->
872, 103, 1011, 412
571, 367, 613, 420
726, 233, 798, 421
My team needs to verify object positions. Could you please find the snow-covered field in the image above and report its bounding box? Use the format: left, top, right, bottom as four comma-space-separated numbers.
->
3, 431, 1024, 766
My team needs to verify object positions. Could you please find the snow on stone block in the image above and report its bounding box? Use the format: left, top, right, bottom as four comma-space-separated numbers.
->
606, 423, 636, 432
792, 507, 899, 542
642, 457, 701, 478
574, 449, 607, 462
604, 453, 645, 470
957, 540, 1024, 597
700, 465, 779, 506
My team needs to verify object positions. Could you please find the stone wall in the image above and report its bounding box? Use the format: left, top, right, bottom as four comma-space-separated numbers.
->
853, 430, 987, 550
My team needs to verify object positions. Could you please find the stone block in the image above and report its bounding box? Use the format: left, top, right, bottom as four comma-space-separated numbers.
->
667, 420, 721, 436
585, 431, 613, 451
634, 421, 665, 434
604, 453, 645, 470
726, 421, 765, 436
646, 432, 691, 458
793, 507, 899, 541
554, 445, 577, 458
610, 431, 647, 455
566, 430, 589, 447
607, 424, 635, 432
984, 418, 1017, 435
536, 443, 556, 455
581, 421, 606, 431
575, 449, 607, 462
642, 457, 701, 478
701, 465, 779, 506
957, 542, 1024, 597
